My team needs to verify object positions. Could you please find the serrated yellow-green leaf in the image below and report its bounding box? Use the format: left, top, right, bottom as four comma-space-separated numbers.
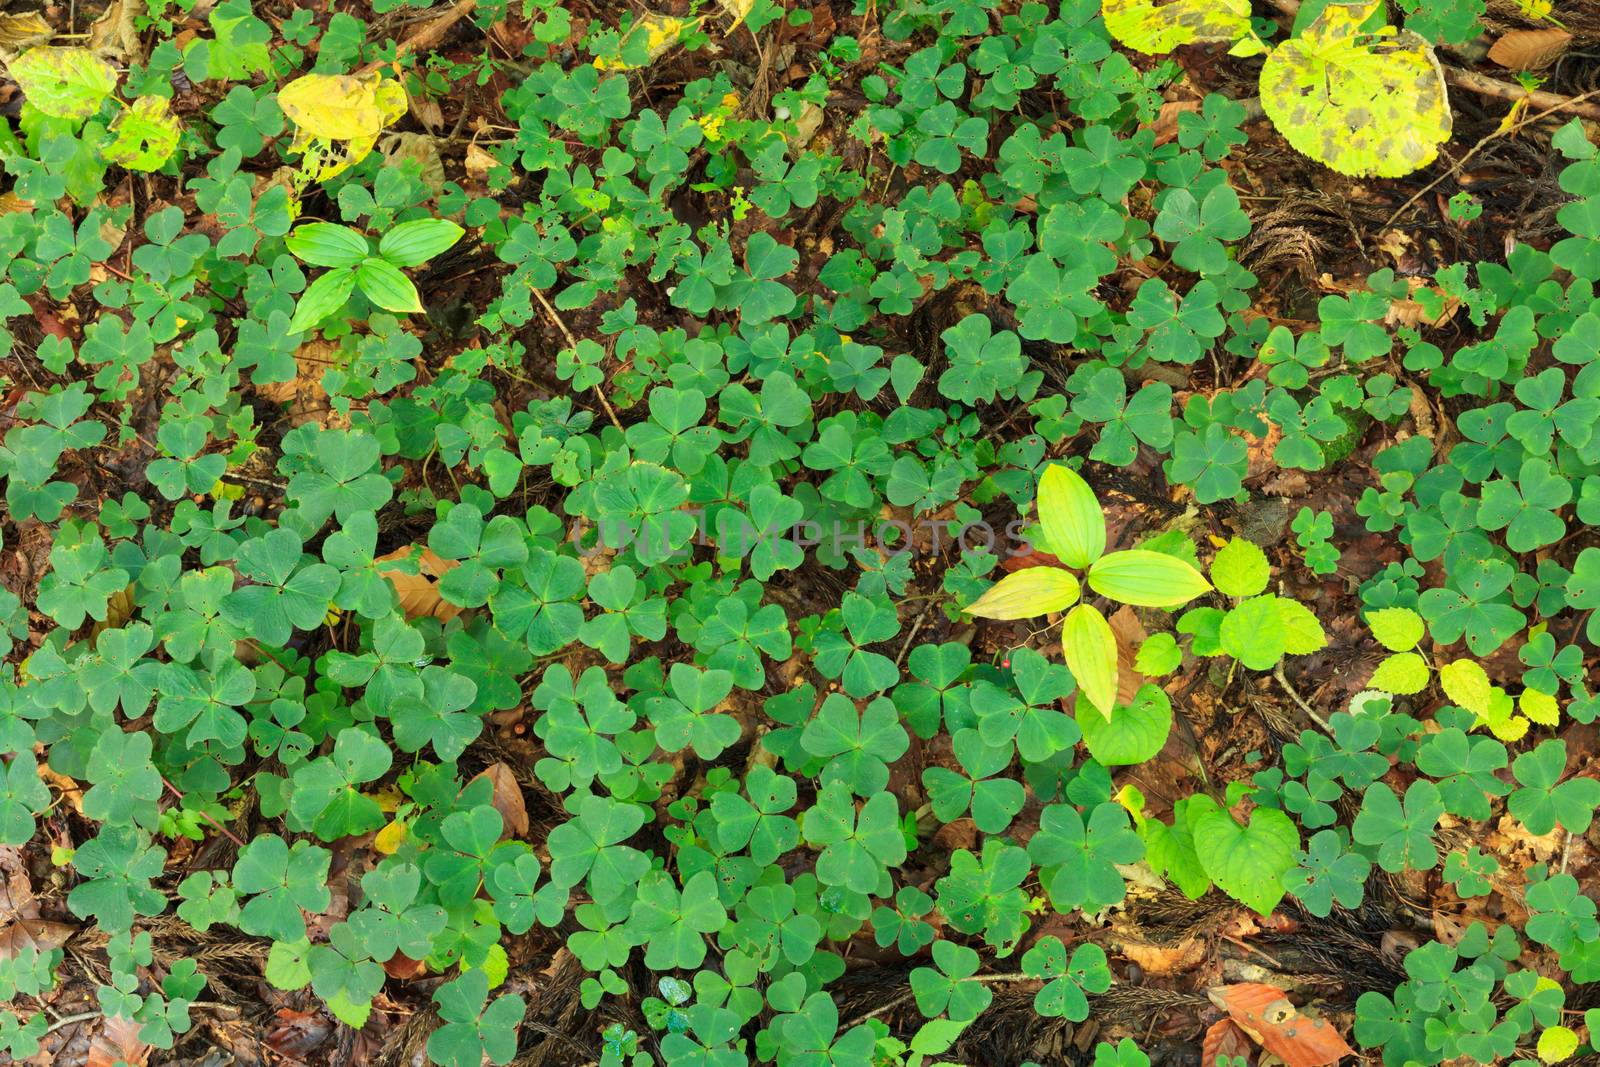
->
1087, 549, 1212, 608
1479, 687, 1528, 741
1064, 603, 1119, 717
1439, 658, 1491, 716
1134, 632, 1182, 676
1369, 652, 1429, 694
963, 567, 1080, 620
1258, 0, 1451, 178
1277, 597, 1327, 655
1101, 0, 1263, 56
1210, 538, 1269, 598
1036, 464, 1104, 568
1521, 687, 1560, 727
1278, 602, 1327, 656
1538, 1025, 1579, 1064
8, 46, 118, 120
1367, 606, 1425, 652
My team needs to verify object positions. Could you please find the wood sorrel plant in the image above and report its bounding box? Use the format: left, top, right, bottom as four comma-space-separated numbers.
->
963, 464, 1211, 714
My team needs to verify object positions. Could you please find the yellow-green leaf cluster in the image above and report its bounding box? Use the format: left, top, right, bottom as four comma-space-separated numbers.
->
594, 12, 701, 71
962, 464, 1211, 717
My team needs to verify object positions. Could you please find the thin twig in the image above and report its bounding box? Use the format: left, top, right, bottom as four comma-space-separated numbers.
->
532, 287, 625, 432
1445, 68, 1600, 123
894, 602, 936, 667
357, 0, 480, 75
1384, 85, 1600, 227
45, 1011, 101, 1034
1274, 664, 1333, 735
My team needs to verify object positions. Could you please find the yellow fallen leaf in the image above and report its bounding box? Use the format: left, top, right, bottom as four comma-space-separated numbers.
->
717, 0, 754, 29
277, 72, 407, 183
373, 818, 407, 855
370, 784, 405, 813
595, 12, 701, 70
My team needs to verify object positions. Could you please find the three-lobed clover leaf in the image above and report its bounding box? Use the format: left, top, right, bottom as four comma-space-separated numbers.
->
233, 834, 331, 943
427, 969, 526, 1067
1022, 937, 1112, 1021
802, 784, 906, 896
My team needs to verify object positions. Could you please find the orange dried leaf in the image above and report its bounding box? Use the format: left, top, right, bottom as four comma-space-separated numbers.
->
1487, 27, 1571, 70
1211, 983, 1355, 1067
375, 544, 462, 622
1204, 1018, 1256, 1067
87, 1014, 151, 1067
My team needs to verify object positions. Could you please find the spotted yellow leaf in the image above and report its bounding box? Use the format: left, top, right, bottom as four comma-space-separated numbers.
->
594, 12, 701, 71
1102, 0, 1266, 57
1259, 0, 1451, 177
277, 72, 407, 183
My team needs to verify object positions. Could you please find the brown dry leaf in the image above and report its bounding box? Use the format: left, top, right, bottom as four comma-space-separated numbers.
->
1151, 99, 1201, 146
465, 142, 498, 183
88, 0, 143, 60
382, 951, 427, 980
1204, 1019, 1256, 1067
1107, 605, 1148, 706
87, 1013, 151, 1067
39, 764, 84, 816
255, 339, 347, 428
0, 917, 75, 959
0, 12, 52, 52
472, 762, 529, 838
89, 583, 138, 644
0, 847, 35, 924
1487, 27, 1571, 70
1261, 470, 1311, 497
787, 103, 825, 152
375, 545, 463, 622
406, 86, 443, 130
1375, 228, 1411, 264
266, 1008, 336, 1060
1209, 983, 1356, 1067
999, 546, 1063, 573
1117, 934, 1207, 976
379, 131, 445, 197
